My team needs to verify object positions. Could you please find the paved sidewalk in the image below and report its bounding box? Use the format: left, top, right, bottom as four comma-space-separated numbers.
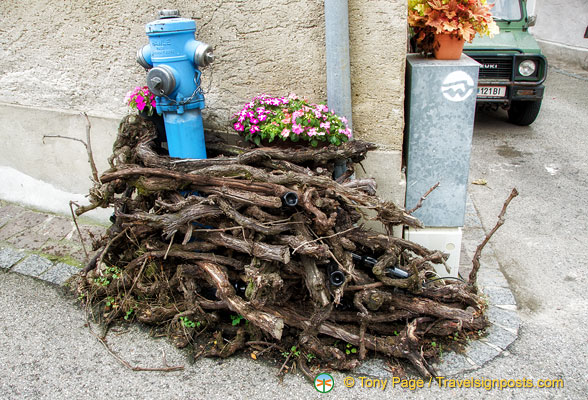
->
0, 200, 104, 284
0, 196, 520, 379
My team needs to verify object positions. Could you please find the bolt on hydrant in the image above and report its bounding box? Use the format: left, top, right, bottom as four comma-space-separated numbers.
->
136, 9, 215, 159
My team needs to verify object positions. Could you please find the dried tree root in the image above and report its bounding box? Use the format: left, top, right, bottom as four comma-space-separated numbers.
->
73, 115, 494, 378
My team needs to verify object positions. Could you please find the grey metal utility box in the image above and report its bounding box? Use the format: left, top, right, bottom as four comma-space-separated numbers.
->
405, 54, 480, 227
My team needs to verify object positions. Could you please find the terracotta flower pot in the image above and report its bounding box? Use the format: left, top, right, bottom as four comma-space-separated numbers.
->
433, 33, 465, 60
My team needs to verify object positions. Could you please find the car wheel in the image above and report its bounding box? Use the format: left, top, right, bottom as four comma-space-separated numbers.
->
508, 100, 542, 126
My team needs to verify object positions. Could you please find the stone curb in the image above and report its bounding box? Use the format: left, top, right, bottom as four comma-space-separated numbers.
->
0, 247, 80, 286
1, 195, 521, 377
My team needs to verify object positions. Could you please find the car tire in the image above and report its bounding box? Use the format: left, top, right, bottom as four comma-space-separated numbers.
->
508, 100, 542, 126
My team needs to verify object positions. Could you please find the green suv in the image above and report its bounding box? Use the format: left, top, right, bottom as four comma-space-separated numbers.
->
464, 0, 547, 125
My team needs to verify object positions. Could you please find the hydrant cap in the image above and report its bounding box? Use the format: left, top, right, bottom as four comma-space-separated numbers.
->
146, 11, 196, 34
158, 9, 180, 19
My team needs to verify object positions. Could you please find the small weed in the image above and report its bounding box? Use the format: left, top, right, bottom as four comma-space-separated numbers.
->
105, 296, 116, 308
93, 265, 123, 287
94, 276, 110, 287
345, 343, 357, 355
124, 308, 134, 320
282, 346, 301, 358
431, 341, 444, 357
230, 314, 244, 326
105, 265, 122, 279
305, 353, 316, 362
179, 316, 196, 328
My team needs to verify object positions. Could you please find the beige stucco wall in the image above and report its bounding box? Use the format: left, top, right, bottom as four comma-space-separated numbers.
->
0, 0, 407, 195
349, 0, 407, 149
531, 0, 588, 71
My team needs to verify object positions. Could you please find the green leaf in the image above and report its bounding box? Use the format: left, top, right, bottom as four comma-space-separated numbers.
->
253, 136, 261, 146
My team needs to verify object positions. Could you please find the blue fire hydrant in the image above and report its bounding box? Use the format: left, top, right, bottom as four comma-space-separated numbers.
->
136, 9, 215, 159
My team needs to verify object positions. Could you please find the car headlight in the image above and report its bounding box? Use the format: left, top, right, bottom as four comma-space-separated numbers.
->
519, 60, 537, 77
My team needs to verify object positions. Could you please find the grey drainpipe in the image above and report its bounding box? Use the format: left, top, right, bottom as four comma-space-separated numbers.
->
324, 0, 353, 178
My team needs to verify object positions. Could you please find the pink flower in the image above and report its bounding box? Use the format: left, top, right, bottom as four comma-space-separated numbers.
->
135, 96, 146, 111
320, 121, 331, 130
250, 118, 259, 124
124, 91, 132, 104
233, 122, 245, 132
340, 128, 353, 138
308, 127, 318, 137
151, 99, 156, 108
281, 113, 291, 124
292, 110, 304, 120
292, 124, 304, 135
259, 114, 267, 122
250, 125, 260, 134
281, 128, 291, 137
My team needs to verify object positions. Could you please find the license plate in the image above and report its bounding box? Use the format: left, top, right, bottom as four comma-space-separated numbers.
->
477, 86, 506, 97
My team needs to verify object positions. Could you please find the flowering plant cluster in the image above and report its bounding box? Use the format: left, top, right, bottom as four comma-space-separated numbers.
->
125, 86, 157, 116
232, 94, 352, 147
409, 0, 499, 52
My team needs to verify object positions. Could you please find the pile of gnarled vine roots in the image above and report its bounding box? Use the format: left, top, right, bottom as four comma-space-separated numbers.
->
74, 115, 490, 378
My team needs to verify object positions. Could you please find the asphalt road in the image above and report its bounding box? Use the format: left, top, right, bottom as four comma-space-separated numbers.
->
1, 67, 587, 399
464, 66, 588, 399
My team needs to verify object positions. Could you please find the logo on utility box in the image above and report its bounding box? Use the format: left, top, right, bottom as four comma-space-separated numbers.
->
441, 71, 474, 102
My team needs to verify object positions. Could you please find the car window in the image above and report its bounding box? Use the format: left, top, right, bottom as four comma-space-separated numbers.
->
487, 0, 523, 21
